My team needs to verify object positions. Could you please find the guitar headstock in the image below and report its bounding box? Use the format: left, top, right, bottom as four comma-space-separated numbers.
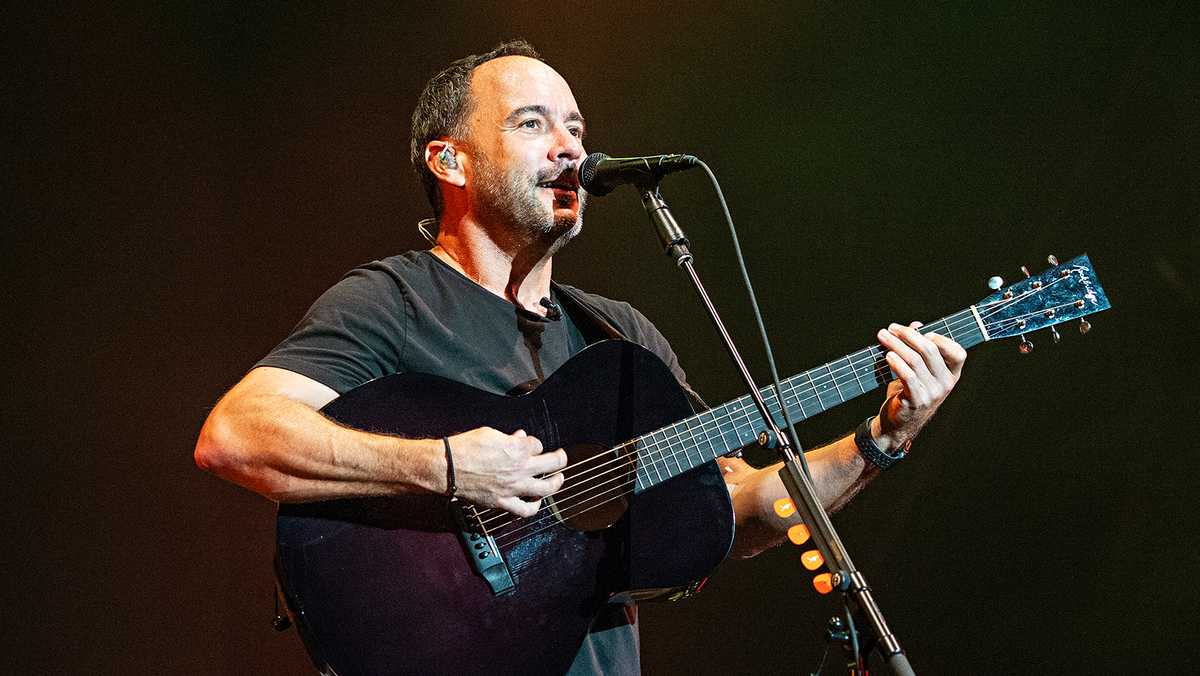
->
975, 254, 1110, 347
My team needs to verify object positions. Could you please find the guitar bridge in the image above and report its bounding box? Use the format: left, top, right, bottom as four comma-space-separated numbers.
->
451, 499, 515, 596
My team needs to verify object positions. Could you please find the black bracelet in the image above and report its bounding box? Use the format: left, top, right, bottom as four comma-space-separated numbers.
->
442, 436, 457, 498
854, 417, 906, 471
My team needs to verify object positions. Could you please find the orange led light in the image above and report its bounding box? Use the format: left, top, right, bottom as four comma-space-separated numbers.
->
801, 550, 824, 571
773, 498, 796, 518
787, 523, 810, 545
812, 572, 833, 595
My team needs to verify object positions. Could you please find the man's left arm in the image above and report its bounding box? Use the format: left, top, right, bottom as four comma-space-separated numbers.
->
721, 322, 967, 559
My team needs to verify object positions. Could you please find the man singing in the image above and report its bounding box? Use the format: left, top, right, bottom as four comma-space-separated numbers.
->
195, 40, 966, 675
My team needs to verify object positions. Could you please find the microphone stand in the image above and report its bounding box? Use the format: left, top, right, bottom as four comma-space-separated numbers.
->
639, 183, 916, 676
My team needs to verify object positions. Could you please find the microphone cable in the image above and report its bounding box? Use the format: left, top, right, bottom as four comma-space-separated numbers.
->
693, 159, 811, 477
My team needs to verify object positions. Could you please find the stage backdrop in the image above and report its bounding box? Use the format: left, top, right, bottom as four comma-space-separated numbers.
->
8, 3, 1198, 674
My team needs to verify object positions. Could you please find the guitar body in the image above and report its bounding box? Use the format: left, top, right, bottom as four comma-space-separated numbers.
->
276, 340, 735, 675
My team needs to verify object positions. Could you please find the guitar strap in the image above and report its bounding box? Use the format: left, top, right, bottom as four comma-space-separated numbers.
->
551, 282, 709, 414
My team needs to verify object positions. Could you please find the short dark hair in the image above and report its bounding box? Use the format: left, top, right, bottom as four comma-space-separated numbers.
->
409, 39, 543, 218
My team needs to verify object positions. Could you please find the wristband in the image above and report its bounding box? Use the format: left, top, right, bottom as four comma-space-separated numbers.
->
443, 436, 457, 498
854, 417, 906, 471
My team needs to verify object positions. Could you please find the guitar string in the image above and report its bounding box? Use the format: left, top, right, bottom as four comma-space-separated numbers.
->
483, 343, 896, 534
496, 275, 1074, 517
620, 281, 1082, 480
491, 297, 1088, 547
592, 275, 1078, 493
492, 358, 898, 544
476, 303, 997, 521
484, 310, 986, 536
486, 297, 1082, 543
978, 274, 1075, 322
495, 309, 974, 498
528, 273, 1080, 505
474, 278, 1075, 533
479, 299, 1017, 534
496, 355, 896, 544
481, 291, 1056, 539
534, 295, 1084, 520
489, 384, 846, 540
494, 472, 639, 546
487, 280, 1086, 541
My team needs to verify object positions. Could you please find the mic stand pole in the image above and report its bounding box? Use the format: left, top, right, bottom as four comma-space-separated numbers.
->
639, 184, 916, 676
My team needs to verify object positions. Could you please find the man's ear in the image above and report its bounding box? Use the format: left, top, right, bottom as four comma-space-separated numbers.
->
424, 140, 466, 188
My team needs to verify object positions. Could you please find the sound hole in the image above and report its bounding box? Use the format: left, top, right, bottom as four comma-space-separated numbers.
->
547, 442, 635, 531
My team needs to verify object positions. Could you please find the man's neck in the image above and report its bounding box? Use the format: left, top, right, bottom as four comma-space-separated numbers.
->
432, 220, 558, 316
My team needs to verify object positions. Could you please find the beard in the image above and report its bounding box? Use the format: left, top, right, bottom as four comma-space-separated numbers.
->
471, 151, 586, 249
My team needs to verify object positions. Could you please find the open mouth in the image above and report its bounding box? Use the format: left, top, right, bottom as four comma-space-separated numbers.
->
538, 179, 579, 209
537, 176, 579, 194
537, 172, 578, 194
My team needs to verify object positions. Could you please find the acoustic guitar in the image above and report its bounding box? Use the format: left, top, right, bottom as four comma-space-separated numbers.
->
276, 254, 1109, 675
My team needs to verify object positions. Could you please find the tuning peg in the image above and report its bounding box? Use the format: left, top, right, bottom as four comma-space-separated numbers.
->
987, 276, 1004, 290
1079, 319, 1091, 334
1018, 335, 1034, 354
1020, 265, 1031, 278
1049, 325, 1061, 344
1047, 254, 1059, 266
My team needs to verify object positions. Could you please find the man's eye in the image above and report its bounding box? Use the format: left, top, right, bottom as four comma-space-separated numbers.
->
568, 127, 584, 138
520, 119, 541, 130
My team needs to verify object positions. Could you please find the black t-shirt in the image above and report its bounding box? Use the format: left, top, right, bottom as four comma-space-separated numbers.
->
258, 250, 693, 675
258, 250, 689, 397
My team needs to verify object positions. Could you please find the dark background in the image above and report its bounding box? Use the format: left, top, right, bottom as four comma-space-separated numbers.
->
8, 3, 1198, 674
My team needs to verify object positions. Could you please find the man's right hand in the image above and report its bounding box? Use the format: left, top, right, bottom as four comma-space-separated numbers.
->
445, 427, 567, 517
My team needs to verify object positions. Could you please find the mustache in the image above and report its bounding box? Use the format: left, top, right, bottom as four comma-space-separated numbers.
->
534, 161, 579, 184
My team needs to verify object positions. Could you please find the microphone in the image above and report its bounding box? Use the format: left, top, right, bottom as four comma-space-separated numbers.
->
538, 296, 562, 321
578, 152, 699, 196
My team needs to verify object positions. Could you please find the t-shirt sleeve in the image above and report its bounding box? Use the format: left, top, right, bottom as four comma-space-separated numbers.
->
255, 265, 408, 394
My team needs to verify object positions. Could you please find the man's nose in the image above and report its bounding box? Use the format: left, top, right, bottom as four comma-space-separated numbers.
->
551, 125, 583, 162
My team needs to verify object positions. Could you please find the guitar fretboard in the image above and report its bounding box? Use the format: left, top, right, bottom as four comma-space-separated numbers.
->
632, 308, 985, 491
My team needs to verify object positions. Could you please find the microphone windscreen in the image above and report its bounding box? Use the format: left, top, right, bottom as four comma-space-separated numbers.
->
579, 152, 610, 195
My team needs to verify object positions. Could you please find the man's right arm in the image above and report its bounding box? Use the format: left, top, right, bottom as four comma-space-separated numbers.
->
193, 366, 566, 517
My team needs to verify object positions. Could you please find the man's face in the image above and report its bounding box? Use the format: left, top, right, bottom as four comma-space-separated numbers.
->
460, 56, 587, 243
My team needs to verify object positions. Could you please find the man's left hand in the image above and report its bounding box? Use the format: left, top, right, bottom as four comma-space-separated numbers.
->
872, 321, 967, 452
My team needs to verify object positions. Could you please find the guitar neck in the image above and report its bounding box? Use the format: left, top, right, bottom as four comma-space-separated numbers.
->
633, 307, 986, 492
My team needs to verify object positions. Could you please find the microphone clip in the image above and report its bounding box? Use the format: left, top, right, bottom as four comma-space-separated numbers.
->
539, 296, 562, 321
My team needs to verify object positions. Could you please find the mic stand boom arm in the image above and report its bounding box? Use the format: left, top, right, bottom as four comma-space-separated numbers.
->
640, 184, 916, 676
